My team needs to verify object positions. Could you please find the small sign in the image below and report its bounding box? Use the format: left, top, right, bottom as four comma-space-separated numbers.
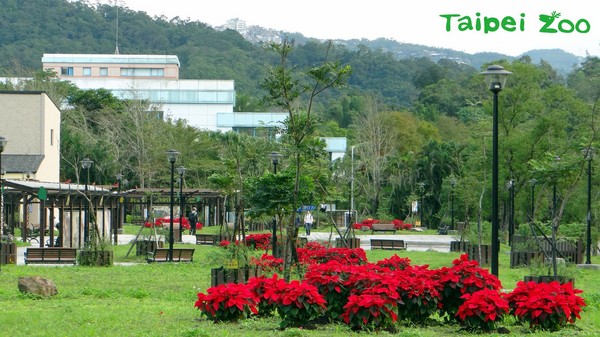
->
38, 186, 47, 201
225, 259, 238, 269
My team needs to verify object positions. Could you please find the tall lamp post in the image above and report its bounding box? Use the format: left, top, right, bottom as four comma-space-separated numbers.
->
508, 179, 515, 246
115, 173, 123, 245
81, 157, 93, 246
0, 136, 6, 272
450, 178, 456, 230
418, 182, 425, 227
0, 136, 6, 236
166, 149, 179, 262
350, 146, 355, 226
269, 151, 282, 258
177, 166, 186, 241
583, 149, 593, 264
529, 179, 537, 222
481, 65, 512, 277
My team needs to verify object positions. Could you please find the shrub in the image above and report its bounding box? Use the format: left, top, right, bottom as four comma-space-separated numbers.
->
297, 246, 367, 265
506, 281, 586, 331
340, 291, 399, 331
433, 254, 502, 320
195, 283, 259, 322
303, 261, 354, 321
245, 233, 272, 250
456, 288, 509, 331
247, 274, 280, 317
395, 266, 442, 324
375, 254, 412, 270
249, 253, 283, 273
264, 279, 327, 329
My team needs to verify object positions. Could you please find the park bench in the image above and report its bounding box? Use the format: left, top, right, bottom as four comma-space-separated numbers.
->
24, 247, 77, 265
195, 234, 221, 245
371, 223, 397, 234
146, 248, 195, 263
370, 238, 407, 250
437, 224, 449, 235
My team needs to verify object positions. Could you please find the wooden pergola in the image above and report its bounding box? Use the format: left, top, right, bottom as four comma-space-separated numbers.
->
1, 181, 225, 248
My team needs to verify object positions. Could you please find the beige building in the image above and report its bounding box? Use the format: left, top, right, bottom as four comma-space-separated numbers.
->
0, 91, 61, 182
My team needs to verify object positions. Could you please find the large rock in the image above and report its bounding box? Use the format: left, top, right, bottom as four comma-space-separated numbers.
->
18, 276, 58, 297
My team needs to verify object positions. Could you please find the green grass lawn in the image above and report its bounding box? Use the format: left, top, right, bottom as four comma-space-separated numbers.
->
1, 239, 599, 337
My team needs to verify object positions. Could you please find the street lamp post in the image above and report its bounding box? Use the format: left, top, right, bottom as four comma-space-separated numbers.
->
481, 65, 512, 277
551, 156, 561, 278
351, 146, 355, 226
450, 179, 456, 230
418, 182, 425, 227
269, 151, 282, 258
115, 173, 123, 245
529, 179, 537, 222
0, 136, 6, 236
584, 149, 593, 264
0, 136, 6, 272
166, 149, 180, 262
508, 179, 515, 246
177, 166, 186, 241
81, 157, 93, 246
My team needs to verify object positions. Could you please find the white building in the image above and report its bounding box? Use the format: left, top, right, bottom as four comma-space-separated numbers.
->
41, 53, 235, 130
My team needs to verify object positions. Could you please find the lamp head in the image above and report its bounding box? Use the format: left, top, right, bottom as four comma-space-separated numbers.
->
116, 173, 123, 181
480, 65, 512, 92
81, 157, 93, 169
269, 151, 282, 165
166, 149, 179, 164
177, 166, 186, 176
583, 148, 594, 161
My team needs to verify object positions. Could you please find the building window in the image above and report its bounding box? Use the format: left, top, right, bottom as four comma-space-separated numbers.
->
120, 68, 164, 77
50, 129, 54, 146
83, 67, 91, 76
60, 67, 73, 76
99, 67, 108, 76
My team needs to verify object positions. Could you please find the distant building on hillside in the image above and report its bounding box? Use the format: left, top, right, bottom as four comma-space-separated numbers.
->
41, 53, 235, 130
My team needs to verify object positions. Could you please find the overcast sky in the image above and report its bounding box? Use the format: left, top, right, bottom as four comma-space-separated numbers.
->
105, 0, 599, 57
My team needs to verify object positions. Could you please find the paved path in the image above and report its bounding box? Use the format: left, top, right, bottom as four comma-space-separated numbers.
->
10, 231, 454, 266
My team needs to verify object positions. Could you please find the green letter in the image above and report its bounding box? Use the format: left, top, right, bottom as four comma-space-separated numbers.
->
458, 15, 474, 31
440, 14, 460, 31
484, 16, 500, 33
502, 16, 516, 31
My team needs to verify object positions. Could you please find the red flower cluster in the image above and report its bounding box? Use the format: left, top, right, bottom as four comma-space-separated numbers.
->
263, 278, 327, 328
456, 288, 509, 331
297, 246, 367, 265
194, 283, 259, 321
352, 218, 381, 230
506, 281, 586, 331
245, 233, 272, 250
391, 219, 413, 230
433, 254, 501, 320
249, 253, 283, 273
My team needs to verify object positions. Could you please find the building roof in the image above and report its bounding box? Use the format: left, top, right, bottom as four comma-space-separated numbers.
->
2, 179, 111, 196
1, 154, 44, 174
42, 54, 180, 67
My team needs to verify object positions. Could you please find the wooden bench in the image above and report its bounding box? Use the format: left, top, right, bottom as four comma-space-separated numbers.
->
146, 248, 195, 263
195, 234, 221, 245
371, 223, 397, 234
24, 247, 77, 264
370, 239, 407, 250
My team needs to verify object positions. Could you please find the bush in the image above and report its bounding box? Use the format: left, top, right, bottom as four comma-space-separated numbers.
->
506, 281, 586, 331
456, 288, 509, 331
264, 279, 327, 329
195, 283, 259, 322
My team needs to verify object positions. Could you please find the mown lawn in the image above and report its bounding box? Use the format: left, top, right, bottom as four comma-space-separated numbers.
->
1, 239, 599, 337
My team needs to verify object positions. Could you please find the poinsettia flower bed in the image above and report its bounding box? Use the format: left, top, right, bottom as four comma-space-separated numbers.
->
249, 253, 283, 273
195, 252, 587, 332
245, 233, 273, 250
391, 219, 413, 230
456, 288, 509, 331
297, 246, 367, 265
433, 254, 502, 320
194, 282, 259, 322
506, 280, 586, 331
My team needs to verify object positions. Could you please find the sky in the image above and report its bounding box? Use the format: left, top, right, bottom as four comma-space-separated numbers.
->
104, 0, 599, 57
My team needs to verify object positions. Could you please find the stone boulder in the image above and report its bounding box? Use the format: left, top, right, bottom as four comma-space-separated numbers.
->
18, 276, 58, 297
